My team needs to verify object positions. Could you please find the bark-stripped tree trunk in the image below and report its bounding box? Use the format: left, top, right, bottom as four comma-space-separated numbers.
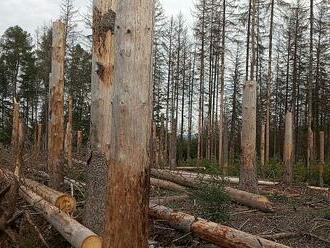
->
265, 0, 274, 164
84, 0, 115, 234
76, 130, 82, 152
240, 81, 258, 193
101, 0, 154, 246
48, 21, 66, 190
260, 123, 265, 175
65, 96, 73, 167
283, 112, 293, 184
319, 131, 324, 186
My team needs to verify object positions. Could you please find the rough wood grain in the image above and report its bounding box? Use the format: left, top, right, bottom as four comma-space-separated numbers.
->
240, 80, 258, 192
48, 20, 66, 190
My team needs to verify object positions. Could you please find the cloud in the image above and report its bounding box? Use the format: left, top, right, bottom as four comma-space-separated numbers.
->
0, 0, 194, 37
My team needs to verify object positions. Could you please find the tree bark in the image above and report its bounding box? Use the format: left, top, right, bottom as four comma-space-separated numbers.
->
101, 0, 154, 247
307, 0, 314, 172
319, 131, 324, 186
48, 21, 66, 190
260, 123, 265, 175
65, 96, 73, 168
265, 0, 274, 164
283, 112, 293, 184
84, 0, 115, 234
240, 81, 258, 192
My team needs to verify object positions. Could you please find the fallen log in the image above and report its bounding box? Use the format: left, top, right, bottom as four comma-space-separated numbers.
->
149, 204, 288, 248
176, 167, 206, 171
151, 169, 273, 212
150, 195, 189, 205
155, 169, 278, 186
150, 178, 188, 193
1, 169, 76, 214
21, 177, 76, 214
224, 187, 273, 212
21, 185, 101, 248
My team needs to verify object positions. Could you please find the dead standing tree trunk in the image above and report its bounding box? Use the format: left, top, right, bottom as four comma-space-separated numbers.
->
102, 0, 154, 246
240, 81, 258, 193
319, 131, 324, 186
283, 111, 293, 184
65, 96, 73, 168
83, 0, 115, 234
48, 21, 65, 191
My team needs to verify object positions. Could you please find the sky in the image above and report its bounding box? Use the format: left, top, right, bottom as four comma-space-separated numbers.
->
0, 0, 195, 36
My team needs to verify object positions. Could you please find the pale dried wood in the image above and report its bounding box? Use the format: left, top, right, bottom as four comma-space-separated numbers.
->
240, 80, 258, 192
21, 185, 102, 248
149, 204, 289, 248
48, 20, 66, 190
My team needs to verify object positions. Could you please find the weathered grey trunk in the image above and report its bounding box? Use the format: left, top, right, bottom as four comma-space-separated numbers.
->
319, 131, 324, 186
84, 0, 114, 234
283, 112, 293, 184
239, 80, 258, 193
102, 0, 154, 246
48, 21, 65, 190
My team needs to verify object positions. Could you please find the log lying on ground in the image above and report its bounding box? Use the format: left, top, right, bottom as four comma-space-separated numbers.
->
176, 167, 206, 171
2, 169, 76, 214
151, 169, 273, 212
150, 195, 189, 205
173, 169, 278, 186
150, 178, 188, 193
149, 204, 289, 248
21, 185, 101, 248
22, 177, 76, 213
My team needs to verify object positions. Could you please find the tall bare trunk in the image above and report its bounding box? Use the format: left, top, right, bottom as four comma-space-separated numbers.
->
265, 0, 274, 164
84, 0, 115, 234
307, 0, 314, 172
48, 21, 65, 190
240, 81, 258, 192
283, 112, 293, 184
102, 0, 154, 246
218, 0, 226, 170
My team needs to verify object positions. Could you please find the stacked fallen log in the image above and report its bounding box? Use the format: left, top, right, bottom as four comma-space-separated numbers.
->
0, 169, 101, 248
21, 185, 102, 248
3, 169, 76, 213
21, 177, 76, 214
151, 169, 274, 212
149, 204, 289, 248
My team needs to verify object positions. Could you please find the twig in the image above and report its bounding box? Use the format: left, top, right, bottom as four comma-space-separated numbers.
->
238, 218, 250, 230
171, 232, 192, 243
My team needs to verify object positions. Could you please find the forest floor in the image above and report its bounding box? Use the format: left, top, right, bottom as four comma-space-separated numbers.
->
0, 147, 329, 247
150, 184, 330, 248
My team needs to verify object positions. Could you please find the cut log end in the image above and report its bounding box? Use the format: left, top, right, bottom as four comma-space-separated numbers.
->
55, 195, 76, 214
81, 235, 102, 248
